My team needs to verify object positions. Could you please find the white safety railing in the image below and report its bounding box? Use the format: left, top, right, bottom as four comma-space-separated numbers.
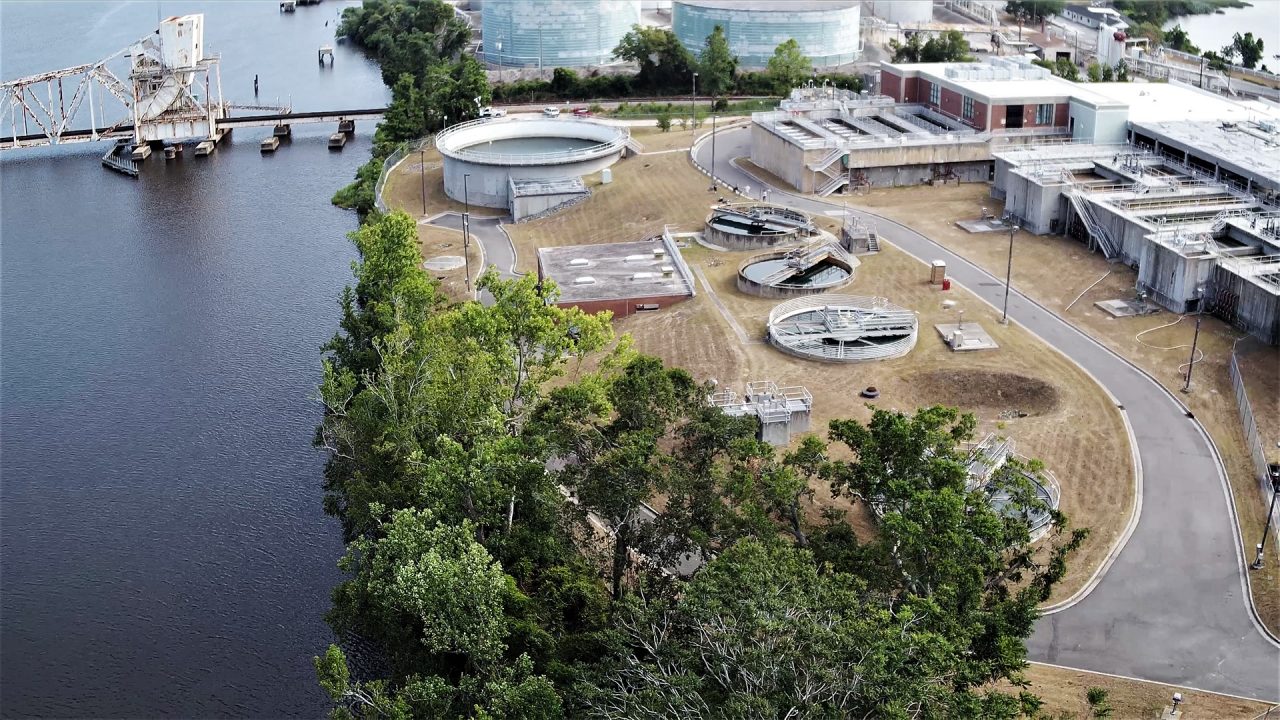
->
435, 116, 629, 166
374, 135, 434, 214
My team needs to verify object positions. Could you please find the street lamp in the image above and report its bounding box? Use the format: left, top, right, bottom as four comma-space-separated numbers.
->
708, 113, 717, 191
1181, 314, 1203, 392
463, 173, 473, 295
419, 147, 427, 216
1001, 219, 1018, 323
691, 71, 698, 136
495, 39, 503, 85
1251, 472, 1280, 570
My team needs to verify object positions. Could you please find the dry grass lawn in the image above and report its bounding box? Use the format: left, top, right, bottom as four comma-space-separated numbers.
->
506, 152, 1133, 605
382, 146, 504, 220
844, 181, 1280, 632
1014, 663, 1275, 719
414, 224, 482, 303
504, 151, 727, 273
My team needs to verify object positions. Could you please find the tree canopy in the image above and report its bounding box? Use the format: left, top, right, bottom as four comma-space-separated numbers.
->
1005, 0, 1064, 21
613, 25, 695, 90
890, 30, 973, 64
765, 39, 813, 94
697, 25, 737, 98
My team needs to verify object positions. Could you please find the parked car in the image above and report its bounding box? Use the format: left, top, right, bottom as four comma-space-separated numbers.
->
572, 107, 591, 117
542, 106, 561, 118
478, 106, 506, 118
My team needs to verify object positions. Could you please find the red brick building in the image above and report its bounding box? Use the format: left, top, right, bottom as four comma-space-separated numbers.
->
880, 60, 1074, 135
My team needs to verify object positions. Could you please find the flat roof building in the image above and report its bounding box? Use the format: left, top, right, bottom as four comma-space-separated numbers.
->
537, 232, 696, 318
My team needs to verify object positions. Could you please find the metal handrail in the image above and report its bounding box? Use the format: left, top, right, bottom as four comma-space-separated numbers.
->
436, 116, 630, 165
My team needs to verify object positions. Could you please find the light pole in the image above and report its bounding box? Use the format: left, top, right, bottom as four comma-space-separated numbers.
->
1001, 220, 1017, 323
1251, 474, 1280, 570
1181, 315, 1202, 392
419, 147, 427, 216
708, 113, 717, 191
691, 71, 698, 136
496, 39, 503, 85
462, 173, 473, 295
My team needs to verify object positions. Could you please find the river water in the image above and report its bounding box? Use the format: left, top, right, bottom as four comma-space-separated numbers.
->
1162, 3, 1280, 65
1, 2, 388, 717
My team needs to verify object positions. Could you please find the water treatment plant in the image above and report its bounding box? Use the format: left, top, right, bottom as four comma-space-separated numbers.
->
435, 116, 630, 211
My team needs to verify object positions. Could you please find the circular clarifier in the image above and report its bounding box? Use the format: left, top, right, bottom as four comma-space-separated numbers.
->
435, 117, 629, 209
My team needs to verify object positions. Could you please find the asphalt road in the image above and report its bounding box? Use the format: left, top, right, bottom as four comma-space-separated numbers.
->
696, 127, 1280, 701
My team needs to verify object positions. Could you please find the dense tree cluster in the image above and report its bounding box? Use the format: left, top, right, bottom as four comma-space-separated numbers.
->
889, 30, 974, 64
311, 215, 1087, 718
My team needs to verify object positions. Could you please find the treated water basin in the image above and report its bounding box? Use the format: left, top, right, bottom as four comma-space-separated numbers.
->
741, 258, 850, 288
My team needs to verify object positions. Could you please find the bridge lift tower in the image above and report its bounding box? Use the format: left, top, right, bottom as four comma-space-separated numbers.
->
128, 14, 225, 144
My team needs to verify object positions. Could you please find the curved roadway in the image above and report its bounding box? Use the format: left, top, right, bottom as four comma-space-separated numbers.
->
696, 127, 1280, 701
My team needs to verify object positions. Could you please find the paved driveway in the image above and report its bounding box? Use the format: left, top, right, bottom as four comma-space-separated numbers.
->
696, 127, 1280, 701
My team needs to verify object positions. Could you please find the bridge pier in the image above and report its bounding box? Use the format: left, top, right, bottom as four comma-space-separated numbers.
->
273, 123, 292, 138
338, 118, 354, 135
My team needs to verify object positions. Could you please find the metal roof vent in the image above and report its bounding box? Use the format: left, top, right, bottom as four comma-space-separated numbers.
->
625, 254, 647, 263
569, 258, 590, 267
631, 272, 656, 280
573, 276, 596, 285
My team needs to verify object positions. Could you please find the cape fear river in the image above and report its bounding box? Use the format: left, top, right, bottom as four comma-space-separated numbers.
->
1, 2, 388, 716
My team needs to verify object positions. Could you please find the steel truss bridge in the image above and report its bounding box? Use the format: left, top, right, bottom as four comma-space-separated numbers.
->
0, 18, 384, 152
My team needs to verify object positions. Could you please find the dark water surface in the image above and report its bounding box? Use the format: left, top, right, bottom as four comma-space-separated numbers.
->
1, 2, 388, 716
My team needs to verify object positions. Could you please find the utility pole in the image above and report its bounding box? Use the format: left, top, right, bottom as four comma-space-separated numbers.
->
419, 147, 427, 216
462, 174, 473, 295
1251, 474, 1280, 570
1181, 315, 1202, 392
708, 113, 717, 191
691, 71, 698, 136
1001, 221, 1018, 323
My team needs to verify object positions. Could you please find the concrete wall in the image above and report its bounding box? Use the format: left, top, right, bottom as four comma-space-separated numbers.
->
1069, 100, 1128, 143
1137, 241, 1214, 312
1209, 264, 1280, 345
750, 124, 813, 192
555, 292, 690, 318
510, 189, 589, 221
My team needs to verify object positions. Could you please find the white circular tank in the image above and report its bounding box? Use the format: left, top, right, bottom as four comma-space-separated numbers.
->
435, 117, 628, 209
482, 0, 641, 68
672, 0, 861, 69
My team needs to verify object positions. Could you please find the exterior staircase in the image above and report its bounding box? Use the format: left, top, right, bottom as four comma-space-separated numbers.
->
1061, 170, 1119, 258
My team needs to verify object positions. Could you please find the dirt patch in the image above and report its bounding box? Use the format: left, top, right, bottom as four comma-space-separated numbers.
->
906, 370, 1061, 417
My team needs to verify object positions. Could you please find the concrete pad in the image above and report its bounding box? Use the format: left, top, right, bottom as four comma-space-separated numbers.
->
1094, 299, 1160, 318
956, 218, 1016, 233
935, 322, 999, 351
423, 255, 465, 271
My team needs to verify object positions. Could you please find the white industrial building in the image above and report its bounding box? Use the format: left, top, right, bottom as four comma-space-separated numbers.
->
747, 57, 1280, 343
481, 0, 641, 68
672, 0, 861, 68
